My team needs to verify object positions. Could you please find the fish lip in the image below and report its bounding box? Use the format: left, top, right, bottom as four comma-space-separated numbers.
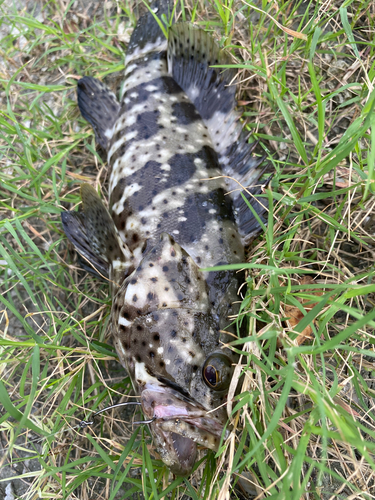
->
141, 384, 226, 475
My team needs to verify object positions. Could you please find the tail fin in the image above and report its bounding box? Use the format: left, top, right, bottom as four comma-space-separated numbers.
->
126, 0, 173, 64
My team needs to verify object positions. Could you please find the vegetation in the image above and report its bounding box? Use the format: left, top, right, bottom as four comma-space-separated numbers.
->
0, 0, 374, 498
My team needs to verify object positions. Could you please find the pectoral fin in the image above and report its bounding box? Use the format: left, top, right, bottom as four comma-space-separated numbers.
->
62, 184, 134, 283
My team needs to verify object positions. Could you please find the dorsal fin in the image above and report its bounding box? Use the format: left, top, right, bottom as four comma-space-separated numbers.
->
167, 23, 270, 241
126, 0, 173, 64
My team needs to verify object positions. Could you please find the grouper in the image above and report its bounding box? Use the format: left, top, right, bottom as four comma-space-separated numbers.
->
62, 0, 269, 476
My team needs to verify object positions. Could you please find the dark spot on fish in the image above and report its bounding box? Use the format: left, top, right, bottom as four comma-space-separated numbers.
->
182, 338, 187, 343
119, 325, 127, 332
189, 351, 195, 358
170, 330, 177, 338
163, 265, 169, 272
219, 238, 224, 244
160, 361, 165, 368
153, 334, 160, 341
165, 287, 169, 291
171, 248, 176, 257
177, 293, 183, 301
136, 355, 141, 362
196, 256, 201, 264
132, 294, 138, 302
193, 365, 198, 371
136, 325, 143, 331
149, 263, 154, 267
149, 351, 155, 358
130, 278, 137, 285
133, 338, 137, 344
142, 340, 146, 346
147, 292, 155, 301
151, 277, 158, 282
172, 101, 201, 125
162, 302, 167, 307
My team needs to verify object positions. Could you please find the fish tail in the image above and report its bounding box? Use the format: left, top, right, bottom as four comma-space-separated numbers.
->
126, 0, 173, 64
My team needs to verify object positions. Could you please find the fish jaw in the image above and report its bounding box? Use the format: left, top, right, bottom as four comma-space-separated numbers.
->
141, 384, 227, 476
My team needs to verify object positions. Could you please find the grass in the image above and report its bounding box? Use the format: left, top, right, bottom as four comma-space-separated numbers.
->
0, 0, 375, 498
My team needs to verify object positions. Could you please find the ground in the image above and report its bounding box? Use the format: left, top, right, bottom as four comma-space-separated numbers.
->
0, 0, 375, 499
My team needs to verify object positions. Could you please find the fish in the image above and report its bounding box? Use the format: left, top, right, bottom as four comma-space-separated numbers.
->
61, 0, 269, 476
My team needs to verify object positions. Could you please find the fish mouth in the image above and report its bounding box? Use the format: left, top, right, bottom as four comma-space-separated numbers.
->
141, 384, 227, 476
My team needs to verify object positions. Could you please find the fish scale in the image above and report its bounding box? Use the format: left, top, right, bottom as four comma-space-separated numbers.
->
62, 0, 270, 476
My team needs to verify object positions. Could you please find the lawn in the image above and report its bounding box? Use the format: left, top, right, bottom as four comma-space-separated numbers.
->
0, 0, 375, 499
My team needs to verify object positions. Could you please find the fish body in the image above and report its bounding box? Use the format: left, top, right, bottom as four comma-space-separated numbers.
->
62, 0, 268, 475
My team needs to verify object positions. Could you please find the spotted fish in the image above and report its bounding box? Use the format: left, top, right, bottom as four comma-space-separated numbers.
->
62, 0, 269, 476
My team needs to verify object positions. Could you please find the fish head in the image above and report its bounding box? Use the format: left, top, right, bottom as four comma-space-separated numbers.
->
112, 233, 237, 475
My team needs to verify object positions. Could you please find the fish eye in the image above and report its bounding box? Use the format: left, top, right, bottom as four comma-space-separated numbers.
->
202, 354, 233, 391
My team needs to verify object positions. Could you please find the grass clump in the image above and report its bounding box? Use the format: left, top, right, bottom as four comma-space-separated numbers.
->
0, 0, 375, 499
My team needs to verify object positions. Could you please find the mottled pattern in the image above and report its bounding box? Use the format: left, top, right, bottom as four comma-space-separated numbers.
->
108, 51, 244, 273
65, 0, 269, 476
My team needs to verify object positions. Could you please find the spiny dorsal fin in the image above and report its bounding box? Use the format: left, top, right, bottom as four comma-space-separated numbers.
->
167, 23, 270, 241
62, 184, 134, 284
